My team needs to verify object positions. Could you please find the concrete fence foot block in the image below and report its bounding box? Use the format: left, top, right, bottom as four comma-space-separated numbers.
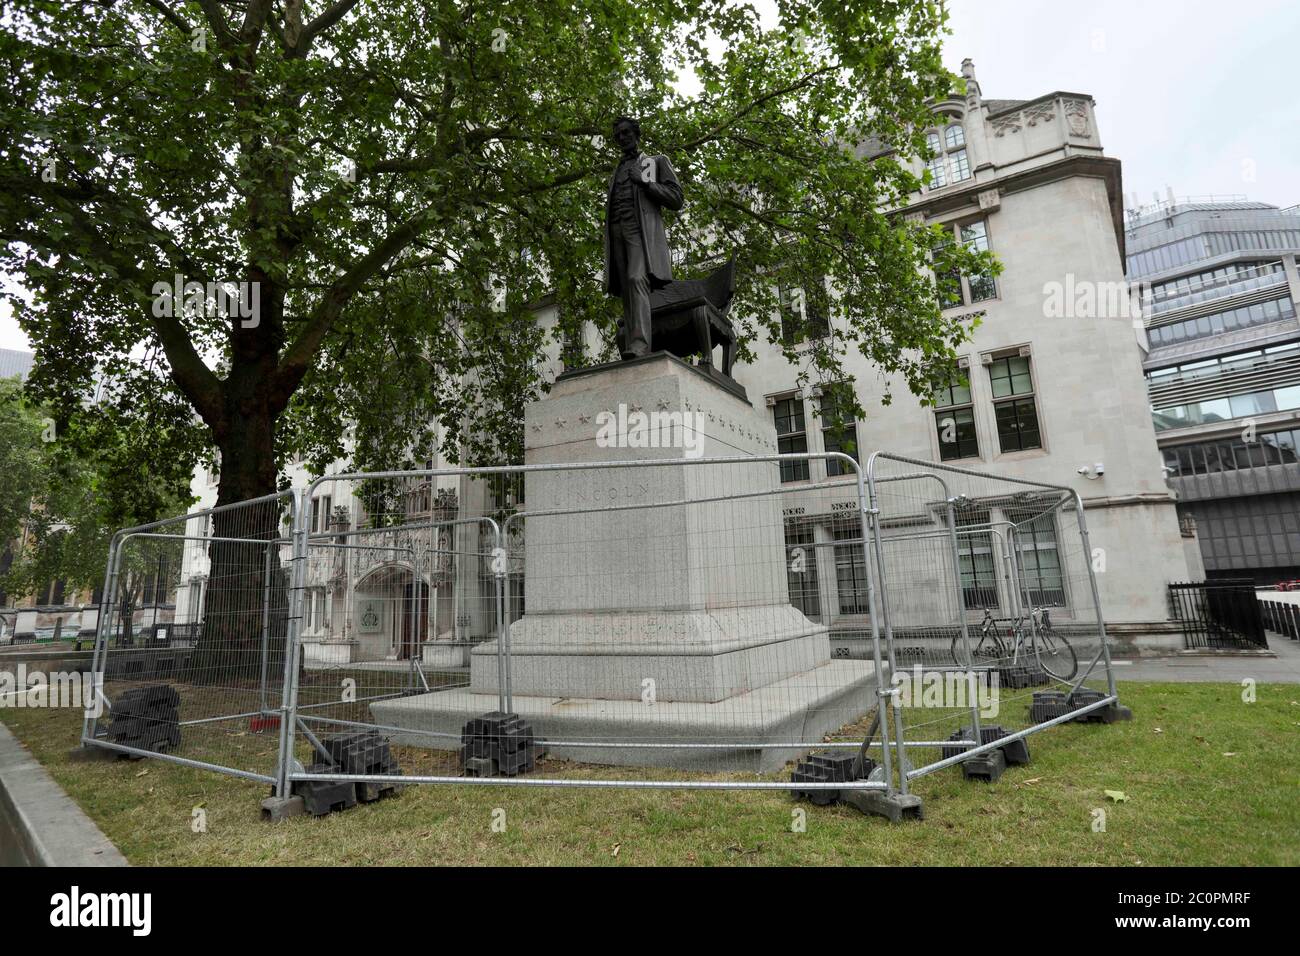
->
960, 747, 1007, 782
1101, 703, 1133, 722
67, 743, 120, 762
260, 795, 305, 821
840, 789, 924, 822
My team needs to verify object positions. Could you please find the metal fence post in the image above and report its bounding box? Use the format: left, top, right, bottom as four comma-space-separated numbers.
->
493, 517, 512, 713
82, 532, 124, 744
259, 541, 274, 717
1071, 494, 1117, 699
944, 496, 984, 749
274, 489, 307, 799
855, 460, 895, 795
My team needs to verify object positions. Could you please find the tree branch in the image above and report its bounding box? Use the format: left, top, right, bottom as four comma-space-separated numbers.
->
294, 0, 362, 55
674, 65, 841, 152
194, 0, 238, 47
273, 208, 435, 399
140, 0, 194, 35
238, 0, 276, 49
3, 170, 225, 423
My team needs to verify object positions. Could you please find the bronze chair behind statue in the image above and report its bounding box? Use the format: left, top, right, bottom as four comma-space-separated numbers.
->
616, 259, 738, 377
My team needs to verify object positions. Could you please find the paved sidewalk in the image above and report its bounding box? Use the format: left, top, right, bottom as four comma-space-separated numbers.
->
1113, 630, 1300, 683
0, 720, 127, 866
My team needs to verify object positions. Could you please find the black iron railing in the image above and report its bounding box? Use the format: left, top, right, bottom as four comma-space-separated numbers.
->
1168, 580, 1267, 649
1258, 597, 1300, 641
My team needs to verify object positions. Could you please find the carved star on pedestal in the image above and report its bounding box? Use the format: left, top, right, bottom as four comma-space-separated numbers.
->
629, 402, 643, 414
555, 418, 567, 428
531, 424, 543, 433
578, 413, 592, 425
656, 399, 670, 411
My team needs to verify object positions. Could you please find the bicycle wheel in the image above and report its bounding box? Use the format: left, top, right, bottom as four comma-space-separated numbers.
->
1034, 629, 1077, 682
951, 629, 1002, 668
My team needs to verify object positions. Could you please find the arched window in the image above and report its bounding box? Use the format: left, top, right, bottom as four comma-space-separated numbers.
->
924, 123, 971, 189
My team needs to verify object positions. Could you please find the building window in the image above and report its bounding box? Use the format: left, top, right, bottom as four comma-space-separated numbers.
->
956, 507, 999, 609
925, 139, 947, 189
936, 219, 997, 308
138, 555, 169, 606
1151, 373, 1300, 431
832, 523, 870, 614
489, 472, 524, 513
1148, 260, 1284, 314
38, 579, 67, 606
187, 580, 204, 623
924, 124, 972, 191
779, 279, 831, 345
1146, 295, 1295, 348
311, 494, 333, 534
1163, 427, 1300, 475
933, 371, 979, 460
1127, 229, 1300, 280
1012, 513, 1065, 606
773, 395, 809, 482
785, 525, 822, 622
560, 312, 585, 369
988, 354, 1042, 452
306, 589, 328, 633
961, 221, 996, 301
817, 390, 859, 477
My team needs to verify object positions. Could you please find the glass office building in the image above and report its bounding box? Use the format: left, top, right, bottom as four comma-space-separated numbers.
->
1131, 199, 1300, 582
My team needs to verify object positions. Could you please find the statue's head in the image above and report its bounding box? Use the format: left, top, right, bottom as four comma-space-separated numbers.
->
612, 116, 641, 154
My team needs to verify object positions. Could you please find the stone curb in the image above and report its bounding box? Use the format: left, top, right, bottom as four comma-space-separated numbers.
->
0, 721, 128, 867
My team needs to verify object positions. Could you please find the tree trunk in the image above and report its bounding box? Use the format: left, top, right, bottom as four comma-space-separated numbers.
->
187, 380, 289, 687
118, 593, 134, 648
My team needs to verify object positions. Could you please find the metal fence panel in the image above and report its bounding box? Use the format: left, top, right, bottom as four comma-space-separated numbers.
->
77, 449, 1125, 810
285, 455, 890, 791
863, 452, 1118, 790
82, 491, 299, 784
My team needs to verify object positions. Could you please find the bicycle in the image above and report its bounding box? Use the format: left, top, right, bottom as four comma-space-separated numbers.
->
950, 606, 1077, 681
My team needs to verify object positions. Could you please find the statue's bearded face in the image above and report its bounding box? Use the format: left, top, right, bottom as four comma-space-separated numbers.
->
613, 121, 639, 154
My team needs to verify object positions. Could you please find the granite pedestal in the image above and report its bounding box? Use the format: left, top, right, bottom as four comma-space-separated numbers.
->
371, 354, 877, 770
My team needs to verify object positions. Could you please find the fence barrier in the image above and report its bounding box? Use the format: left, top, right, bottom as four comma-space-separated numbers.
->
84, 491, 299, 784
1168, 580, 1267, 650
76, 450, 1127, 821
1258, 596, 1300, 641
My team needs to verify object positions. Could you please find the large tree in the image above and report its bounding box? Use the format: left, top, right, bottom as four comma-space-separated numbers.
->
1, 0, 991, 676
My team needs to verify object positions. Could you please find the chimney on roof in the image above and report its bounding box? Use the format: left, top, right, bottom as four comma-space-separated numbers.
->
960, 58, 981, 105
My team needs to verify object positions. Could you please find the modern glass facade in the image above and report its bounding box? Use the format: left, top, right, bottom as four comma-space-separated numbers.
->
1145, 295, 1295, 348
1133, 199, 1300, 582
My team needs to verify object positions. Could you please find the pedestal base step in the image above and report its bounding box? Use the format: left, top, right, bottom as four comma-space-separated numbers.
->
371, 660, 878, 772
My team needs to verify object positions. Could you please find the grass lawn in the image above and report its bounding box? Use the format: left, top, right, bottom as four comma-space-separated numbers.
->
2, 681, 1296, 866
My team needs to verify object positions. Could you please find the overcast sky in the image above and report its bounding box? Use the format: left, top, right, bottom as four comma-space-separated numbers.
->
945, 0, 1300, 212
3, 0, 1296, 353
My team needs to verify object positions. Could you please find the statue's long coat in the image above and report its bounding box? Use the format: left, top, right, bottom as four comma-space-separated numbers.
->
603, 152, 684, 296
